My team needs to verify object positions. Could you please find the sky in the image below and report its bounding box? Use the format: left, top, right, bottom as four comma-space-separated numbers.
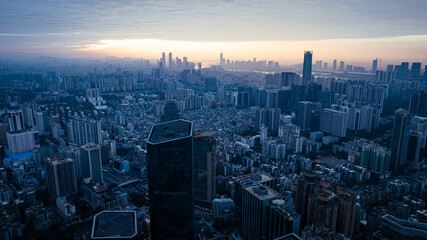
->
0, 0, 426, 65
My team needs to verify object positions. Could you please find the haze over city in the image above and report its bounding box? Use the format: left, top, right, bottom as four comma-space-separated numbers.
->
1, 0, 427, 65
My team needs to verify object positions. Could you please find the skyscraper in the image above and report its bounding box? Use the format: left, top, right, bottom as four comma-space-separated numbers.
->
390, 109, 411, 174
265, 199, 301, 239
339, 61, 345, 71
68, 118, 103, 146
295, 173, 320, 230
45, 157, 78, 198
194, 132, 216, 205
410, 62, 421, 79
161, 101, 179, 122
168, 52, 173, 70
409, 91, 427, 116
302, 51, 312, 85
147, 120, 194, 239
333, 59, 337, 70
220, 52, 225, 66
7, 109, 24, 133
371, 59, 378, 73
80, 143, 103, 183
297, 101, 313, 130
36, 111, 49, 134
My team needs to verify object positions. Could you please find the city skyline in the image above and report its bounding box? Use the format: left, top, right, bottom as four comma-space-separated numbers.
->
0, 0, 426, 64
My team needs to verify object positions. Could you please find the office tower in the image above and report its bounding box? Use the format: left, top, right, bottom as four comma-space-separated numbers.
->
361, 144, 391, 173
183, 56, 188, 69
333, 59, 337, 70
6, 130, 39, 154
398, 62, 409, 79
161, 52, 166, 70
295, 173, 320, 230
237, 92, 250, 108
198, 62, 202, 70
168, 52, 173, 70
406, 116, 427, 170
390, 109, 411, 174
266, 90, 278, 108
161, 101, 179, 122
68, 118, 102, 146
315, 60, 322, 70
410, 62, 421, 79
266, 199, 301, 239
302, 51, 312, 85
281, 72, 297, 87
7, 109, 24, 133
278, 89, 291, 112
45, 157, 78, 198
194, 132, 216, 204
176, 57, 181, 71
297, 101, 312, 130
323, 62, 328, 70
147, 120, 194, 239
371, 59, 378, 73
255, 108, 281, 133
346, 64, 353, 71
36, 111, 49, 134
319, 108, 347, 137
306, 82, 322, 103
290, 84, 307, 113
220, 53, 225, 66
339, 61, 344, 71
235, 174, 279, 240
80, 143, 103, 183
409, 91, 427, 115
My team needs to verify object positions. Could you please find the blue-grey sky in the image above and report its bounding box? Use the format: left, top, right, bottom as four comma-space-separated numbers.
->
0, 0, 426, 63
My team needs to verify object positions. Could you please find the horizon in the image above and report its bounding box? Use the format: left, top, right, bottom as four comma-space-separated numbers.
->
1, 0, 426, 66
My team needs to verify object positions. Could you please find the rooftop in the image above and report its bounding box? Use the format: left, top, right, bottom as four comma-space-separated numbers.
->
148, 119, 192, 144
92, 211, 137, 239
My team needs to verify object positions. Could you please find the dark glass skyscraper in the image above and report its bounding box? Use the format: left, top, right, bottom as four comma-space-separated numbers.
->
390, 109, 412, 174
302, 51, 312, 85
161, 101, 179, 122
194, 131, 216, 205
147, 120, 194, 239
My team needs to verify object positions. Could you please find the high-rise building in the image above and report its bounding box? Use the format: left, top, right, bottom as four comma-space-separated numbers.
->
371, 59, 378, 73
295, 173, 320, 230
406, 116, 427, 170
307, 189, 338, 230
235, 175, 280, 240
297, 101, 312, 130
168, 52, 173, 70
237, 92, 250, 108
161, 52, 166, 70
161, 101, 179, 122
390, 109, 411, 174
265, 199, 301, 239
6, 130, 39, 154
339, 61, 345, 71
410, 62, 421, 79
302, 51, 312, 85
147, 120, 194, 239
194, 132, 216, 205
45, 157, 78, 198
361, 144, 391, 173
220, 53, 225, 66
255, 108, 281, 133
36, 111, 49, 134
323, 62, 328, 70
409, 91, 427, 115
80, 143, 103, 183
333, 59, 337, 70
68, 118, 102, 146
319, 108, 347, 137
398, 62, 409, 79
7, 109, 24, 133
